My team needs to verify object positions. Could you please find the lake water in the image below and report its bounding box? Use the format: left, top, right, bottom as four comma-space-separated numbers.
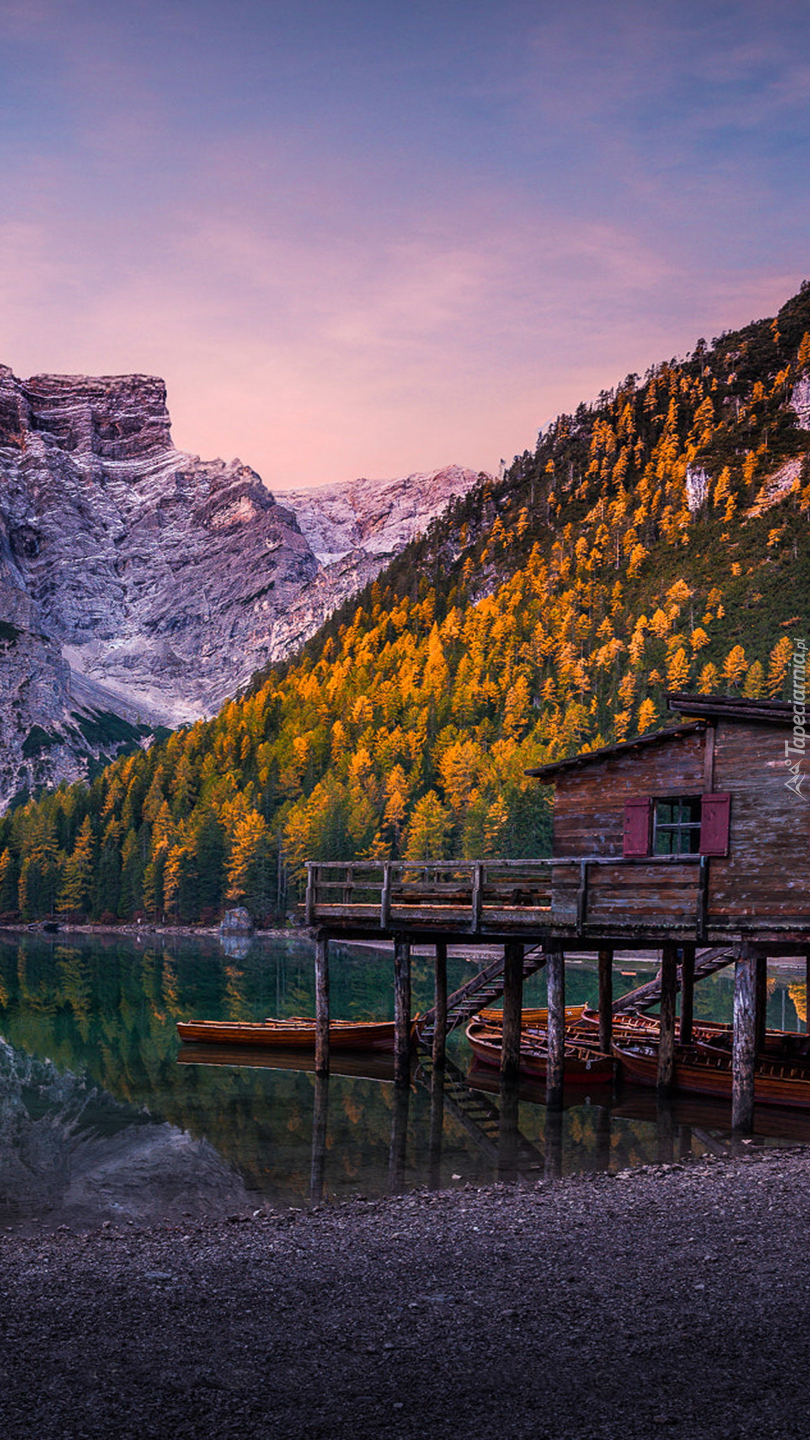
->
1, 931, 808, 1232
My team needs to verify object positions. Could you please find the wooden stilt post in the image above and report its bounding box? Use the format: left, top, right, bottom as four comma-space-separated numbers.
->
309, 1073, 329, 1203
732, 945, 756, 1133
432, 939, 448, 1071
680, 943, 695, 1045
597, 947, 613, 1055
657, 942, 678, 1095
315, 932, 330, 1077
546, 941, 565, 1110
501, 940, 524, 1084
393, 934, 411, 1086
755, 954, 768, 1053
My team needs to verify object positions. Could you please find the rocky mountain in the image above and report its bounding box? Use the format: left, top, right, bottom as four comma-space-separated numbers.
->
276, 466, 479, 565
4, 282, 810, 922
269, 465, 484, 658
0, 364, 482, 807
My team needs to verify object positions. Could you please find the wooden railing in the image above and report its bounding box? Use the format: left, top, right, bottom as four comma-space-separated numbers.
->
304, 854, 710, 938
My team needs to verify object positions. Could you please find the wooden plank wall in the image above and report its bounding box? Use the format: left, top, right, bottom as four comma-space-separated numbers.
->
586, 864, 698, 924
710, 720, 810, 920
551, 730, 706, 857
548, 718, 810, 929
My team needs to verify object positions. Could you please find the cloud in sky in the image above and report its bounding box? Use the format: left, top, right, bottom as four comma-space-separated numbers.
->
0, 0, 808, 486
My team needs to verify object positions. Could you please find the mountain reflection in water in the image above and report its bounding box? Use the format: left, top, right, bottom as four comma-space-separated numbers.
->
0, 932, 808, 1230
0, 1036, 249, 1230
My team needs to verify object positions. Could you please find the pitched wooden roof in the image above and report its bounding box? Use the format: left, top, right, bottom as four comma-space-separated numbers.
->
665, 691, 794, 725
525, 720, 706, 780
526, 691, 793, 781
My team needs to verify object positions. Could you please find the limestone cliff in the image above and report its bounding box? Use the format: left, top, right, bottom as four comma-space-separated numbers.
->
276, 465, 481, 565
272, 464, 484, 656
0, 365, 483, 806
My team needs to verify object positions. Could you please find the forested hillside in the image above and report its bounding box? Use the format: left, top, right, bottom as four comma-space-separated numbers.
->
3, 285, 810, 923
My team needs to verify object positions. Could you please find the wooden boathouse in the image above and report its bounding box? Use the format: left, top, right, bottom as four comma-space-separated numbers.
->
304, 692, 810, 1131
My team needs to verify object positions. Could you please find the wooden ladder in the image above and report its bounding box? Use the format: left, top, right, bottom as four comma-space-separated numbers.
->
613, 946, 736, 1013
416, 943, 547, 1046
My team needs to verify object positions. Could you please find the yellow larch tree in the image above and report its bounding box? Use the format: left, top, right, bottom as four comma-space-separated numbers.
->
227, 810, 271, 913
636, 698, 657, 733
667, 647, 691, 690
404, 791, 452, 861
698, 662, 720, 694
767, 636, 793, 697
722, 644, 748, 689
57, 816, 95, 916
613, 710, 631, 742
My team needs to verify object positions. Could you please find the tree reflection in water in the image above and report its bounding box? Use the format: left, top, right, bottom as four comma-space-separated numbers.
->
0, 933, 808, 1230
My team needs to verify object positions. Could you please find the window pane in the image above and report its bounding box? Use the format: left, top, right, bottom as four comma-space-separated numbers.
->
653, 796, 702, 857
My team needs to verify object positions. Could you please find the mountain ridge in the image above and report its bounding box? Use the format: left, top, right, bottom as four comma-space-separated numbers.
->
0, 361, 483, 805
2, 283, 809, 922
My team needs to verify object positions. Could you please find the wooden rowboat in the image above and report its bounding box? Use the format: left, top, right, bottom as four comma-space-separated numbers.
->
578, 1007, 734, 1040
477, 1004, 588, 1028
613, 1039, 810, 1109
582, 1007, 810, 1056
693, 1029, 810, 1062
578, 1007, 660, 1037
466, 1017, 614, 1084
176, 1016, 414, 1052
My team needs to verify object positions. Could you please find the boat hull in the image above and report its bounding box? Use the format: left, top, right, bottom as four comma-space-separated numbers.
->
466, 1021, 614, 1084
613, 1041, 810, 1109
477, 1004, 588, 1028
176, 1017, 404, 1052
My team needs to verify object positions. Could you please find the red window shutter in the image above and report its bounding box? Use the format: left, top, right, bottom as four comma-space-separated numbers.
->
700, 793, 730, 856
623, 797, 652, 857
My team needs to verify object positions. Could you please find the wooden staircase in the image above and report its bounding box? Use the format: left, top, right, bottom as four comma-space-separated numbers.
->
416, 944, 547, 1046
414, 1054, 544, 1172
613, 946, 736, 1013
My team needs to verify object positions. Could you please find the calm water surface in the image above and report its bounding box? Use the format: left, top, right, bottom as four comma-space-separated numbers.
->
0, 932, 807, 1231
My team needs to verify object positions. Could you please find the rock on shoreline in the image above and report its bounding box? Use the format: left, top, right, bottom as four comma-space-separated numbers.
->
1, 1148, 809, 1438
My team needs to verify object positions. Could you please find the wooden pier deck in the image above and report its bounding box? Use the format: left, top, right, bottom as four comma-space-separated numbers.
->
302, 687, 810, 1135
303, 857, 810, 1137
304, 855, 810, 947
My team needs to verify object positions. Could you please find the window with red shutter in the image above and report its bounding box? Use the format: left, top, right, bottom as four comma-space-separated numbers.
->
700, 793, 730, 856
653, 796, 702, 854
623, 797, 652, 857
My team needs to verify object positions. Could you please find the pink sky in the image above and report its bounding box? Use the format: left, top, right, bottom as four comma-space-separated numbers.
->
0, 2, 808, 488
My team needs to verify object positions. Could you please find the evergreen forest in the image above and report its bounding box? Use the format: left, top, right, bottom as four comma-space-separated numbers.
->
3, 285, 810, 924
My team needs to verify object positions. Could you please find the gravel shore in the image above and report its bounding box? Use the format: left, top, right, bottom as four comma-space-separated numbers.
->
2, 1147, 808, 1440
